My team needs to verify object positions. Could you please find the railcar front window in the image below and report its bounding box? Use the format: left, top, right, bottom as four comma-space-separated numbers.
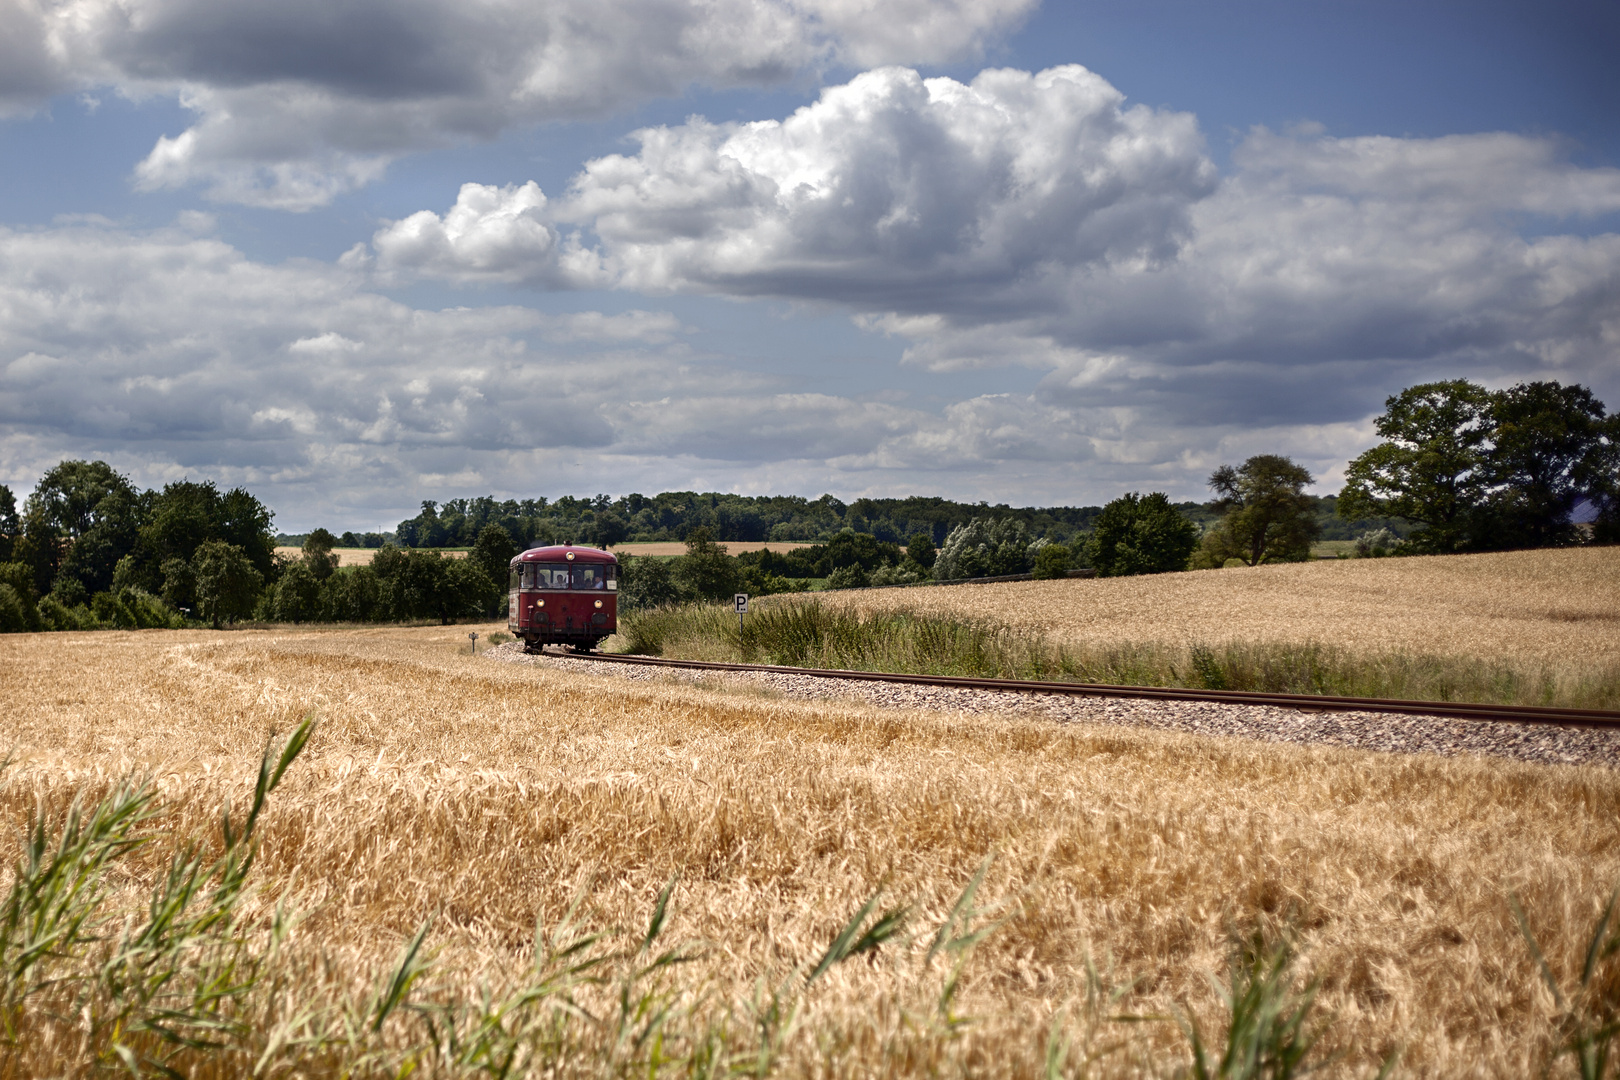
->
529, 563, 570, 589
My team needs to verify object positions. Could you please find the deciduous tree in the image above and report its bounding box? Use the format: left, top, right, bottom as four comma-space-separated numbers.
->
1340, 379, 1618, 551
673, 527, 738, 600
301, 528, 340, 580
0, 485, 17, 563
191, 540, 263, 629
470, 524, 517, 596
1086, 493, 1200, 576
1200, 456, 1319, 566
1339, 380, 1494, 553
1485, 381, 1616, 548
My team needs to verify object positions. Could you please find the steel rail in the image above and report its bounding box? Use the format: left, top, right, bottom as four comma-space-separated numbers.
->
548, 649, 1620, 729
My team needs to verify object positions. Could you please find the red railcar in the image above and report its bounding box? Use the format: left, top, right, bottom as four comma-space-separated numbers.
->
508, 545, 618, 652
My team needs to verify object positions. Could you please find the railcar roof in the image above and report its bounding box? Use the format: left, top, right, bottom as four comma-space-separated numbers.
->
509, 545, 619, 568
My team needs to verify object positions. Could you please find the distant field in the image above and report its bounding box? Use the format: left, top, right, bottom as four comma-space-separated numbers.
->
274, 546, 466, 566
1, 624, 1615, 1074
832, 547, 1620, 667
612, 540, 817, 557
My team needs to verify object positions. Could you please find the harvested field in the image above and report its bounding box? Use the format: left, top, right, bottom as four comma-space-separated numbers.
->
837, 547, 1620, 666
2, 624, 1618, 1075
273, 545, 469, 567
613, 540, 816, 557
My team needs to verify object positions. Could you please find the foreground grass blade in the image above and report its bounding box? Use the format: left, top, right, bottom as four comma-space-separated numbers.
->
806, 890, 909, 987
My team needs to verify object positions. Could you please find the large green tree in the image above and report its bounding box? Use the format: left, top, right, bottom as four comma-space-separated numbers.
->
128, 481, 276, 589
19, 460, 139, 594
1340, 379, 1618, 551
1200, 456, 1320, 566
1338, 380, 1494, 553
1085, 492, 1200, 576
57, 487, 142, 594
25, 460, 136, 540
0, 485, 17, 562
1485, 381, 1617, 548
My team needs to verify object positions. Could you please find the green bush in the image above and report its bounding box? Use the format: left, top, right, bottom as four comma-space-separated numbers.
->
321, 565, 382, 622
617, 554, 682, 611
267, 560, 323, 621
92, 586, 184, 629
867, 561, 929, 586
0, 584, 28, 633
38, 594, 94, 631
826, 564, 870, 590
1031, 543, 1072, 579
0, 561, 40, 631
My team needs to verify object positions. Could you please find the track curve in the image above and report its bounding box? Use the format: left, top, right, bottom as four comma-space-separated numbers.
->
550, 649, 1620, 729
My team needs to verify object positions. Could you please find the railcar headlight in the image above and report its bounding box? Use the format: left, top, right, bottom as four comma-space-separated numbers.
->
536, 599, 545, 608
565, 551, 575, 561
594, 599, 603, 609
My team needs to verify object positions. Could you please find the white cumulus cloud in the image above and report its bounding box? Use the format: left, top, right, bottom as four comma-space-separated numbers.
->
381, 65, 1620, 421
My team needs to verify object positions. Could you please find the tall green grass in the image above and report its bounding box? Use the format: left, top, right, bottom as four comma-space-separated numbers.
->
617, 599, 1620, 710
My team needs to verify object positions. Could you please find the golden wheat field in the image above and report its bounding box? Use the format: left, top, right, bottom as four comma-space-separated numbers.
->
838, 547, 1620, 666
2, 621, 1618, 1076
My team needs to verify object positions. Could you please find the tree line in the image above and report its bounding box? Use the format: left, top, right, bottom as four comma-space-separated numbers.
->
0, 463, 525, 633
1076, 378, 1618, 576
1, 377, 1613, 631
380, 491, 1109, 552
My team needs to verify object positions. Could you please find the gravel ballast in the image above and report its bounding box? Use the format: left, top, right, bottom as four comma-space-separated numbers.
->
484, 642, 1620, 768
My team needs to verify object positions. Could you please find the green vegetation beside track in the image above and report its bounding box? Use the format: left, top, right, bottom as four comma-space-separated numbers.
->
617, 597, 1620, 712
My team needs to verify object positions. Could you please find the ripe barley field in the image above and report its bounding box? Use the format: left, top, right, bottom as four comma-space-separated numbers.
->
837, 547, 1620, 665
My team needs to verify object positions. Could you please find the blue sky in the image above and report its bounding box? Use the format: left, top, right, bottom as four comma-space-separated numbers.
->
2, 0, 1617, 531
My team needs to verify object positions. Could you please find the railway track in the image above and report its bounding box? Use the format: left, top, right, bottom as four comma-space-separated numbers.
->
551, 649, 1620, 729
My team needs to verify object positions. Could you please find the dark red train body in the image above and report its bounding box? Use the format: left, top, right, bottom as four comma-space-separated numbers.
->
508, 545, 618, 652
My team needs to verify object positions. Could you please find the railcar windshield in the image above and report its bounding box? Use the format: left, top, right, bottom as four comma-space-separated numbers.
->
520, 562, 616, 589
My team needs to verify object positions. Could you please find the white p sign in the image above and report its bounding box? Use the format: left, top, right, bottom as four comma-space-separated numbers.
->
734, 593, 749, 614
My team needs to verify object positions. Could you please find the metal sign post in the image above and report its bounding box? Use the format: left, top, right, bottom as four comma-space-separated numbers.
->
734, 593, 748, 639
468, 631, 479, 654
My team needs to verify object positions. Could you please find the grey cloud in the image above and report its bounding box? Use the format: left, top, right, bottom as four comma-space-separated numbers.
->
0, 223, 624, 487
7, 0, 1033, 208
8, 221, 1164, 524
0, 220, 1261, 524
0, 0, 73, 113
